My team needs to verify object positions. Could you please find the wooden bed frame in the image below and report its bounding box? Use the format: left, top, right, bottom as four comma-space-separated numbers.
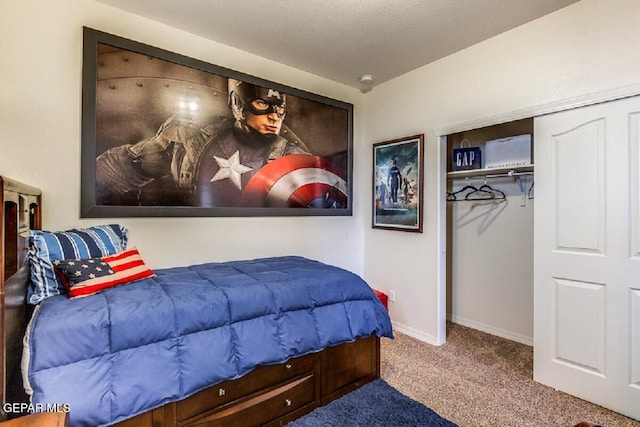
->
0, 176, 41, 418
0, 176, 381, 426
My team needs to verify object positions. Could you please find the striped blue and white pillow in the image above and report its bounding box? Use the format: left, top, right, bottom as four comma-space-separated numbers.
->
27, 224, 128, 304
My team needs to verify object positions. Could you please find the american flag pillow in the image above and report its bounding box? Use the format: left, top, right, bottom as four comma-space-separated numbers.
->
53, 247, 154, 298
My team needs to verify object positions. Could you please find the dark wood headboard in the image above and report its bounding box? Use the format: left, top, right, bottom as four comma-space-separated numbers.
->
0, 176, 41, 414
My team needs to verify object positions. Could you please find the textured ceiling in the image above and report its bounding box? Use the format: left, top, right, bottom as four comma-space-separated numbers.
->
95, 0, 579, 90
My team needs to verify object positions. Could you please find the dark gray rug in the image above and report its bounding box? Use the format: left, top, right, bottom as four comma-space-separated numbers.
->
287, 379, 459, 426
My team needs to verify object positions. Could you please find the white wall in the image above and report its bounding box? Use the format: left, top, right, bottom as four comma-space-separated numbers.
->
363, 0, 640, 343
0, 0, 367, 274
448, 177, 534, 344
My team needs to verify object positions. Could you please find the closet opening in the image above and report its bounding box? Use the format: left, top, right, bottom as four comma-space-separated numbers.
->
444, 118, 535, 346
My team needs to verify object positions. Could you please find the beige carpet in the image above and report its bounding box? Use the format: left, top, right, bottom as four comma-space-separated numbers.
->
380, 323, 640, 427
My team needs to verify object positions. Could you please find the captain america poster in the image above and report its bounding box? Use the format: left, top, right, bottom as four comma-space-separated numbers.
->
372, 135, 424, 232
81, 28, 352, 218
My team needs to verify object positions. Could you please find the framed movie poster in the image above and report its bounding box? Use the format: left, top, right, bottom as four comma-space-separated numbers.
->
81, 27, 353, 217
372, 134, 424, 232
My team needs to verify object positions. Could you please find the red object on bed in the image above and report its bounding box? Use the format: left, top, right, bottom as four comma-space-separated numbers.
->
374, 289, 388, 310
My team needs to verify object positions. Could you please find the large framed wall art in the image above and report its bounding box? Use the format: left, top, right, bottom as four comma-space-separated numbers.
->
372, 134, 424, 232
81, 27, 353, 217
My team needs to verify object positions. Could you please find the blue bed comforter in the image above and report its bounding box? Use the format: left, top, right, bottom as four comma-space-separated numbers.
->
23, 256, 393, 427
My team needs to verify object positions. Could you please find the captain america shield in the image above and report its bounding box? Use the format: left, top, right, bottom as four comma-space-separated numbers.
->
240, 154, 348, 208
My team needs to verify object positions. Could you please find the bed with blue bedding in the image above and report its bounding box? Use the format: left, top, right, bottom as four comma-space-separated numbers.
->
22, 255, 393, 427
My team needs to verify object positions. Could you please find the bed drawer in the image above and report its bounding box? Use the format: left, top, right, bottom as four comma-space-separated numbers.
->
182, 374, 315, 427
322, 334, 379, 402
176, 352, 318, 422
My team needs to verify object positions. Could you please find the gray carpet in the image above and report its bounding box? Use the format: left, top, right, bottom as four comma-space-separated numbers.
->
288, 379, 457, 426
381, 323, 640, 427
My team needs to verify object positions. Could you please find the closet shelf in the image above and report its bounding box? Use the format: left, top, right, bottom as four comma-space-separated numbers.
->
447, 164, 534, 180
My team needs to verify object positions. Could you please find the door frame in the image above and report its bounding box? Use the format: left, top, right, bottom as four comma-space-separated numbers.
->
434, 83, 640, 346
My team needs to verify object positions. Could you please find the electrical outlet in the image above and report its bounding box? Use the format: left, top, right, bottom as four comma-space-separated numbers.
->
389, 290, 396, 302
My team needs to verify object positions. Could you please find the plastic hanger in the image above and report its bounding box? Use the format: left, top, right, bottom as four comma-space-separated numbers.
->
477, 183, 506, 200
447, 178, 508, 202
447, 184, 495, 201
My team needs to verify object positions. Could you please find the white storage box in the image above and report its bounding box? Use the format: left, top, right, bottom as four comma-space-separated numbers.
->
484, 134, 531, 169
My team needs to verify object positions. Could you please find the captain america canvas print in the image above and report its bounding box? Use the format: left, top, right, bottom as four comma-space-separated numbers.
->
81, 28, 352, 217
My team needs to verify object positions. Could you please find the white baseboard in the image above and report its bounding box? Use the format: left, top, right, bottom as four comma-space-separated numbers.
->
389, 317, 533, 346
447, 314, 533, 346
390, 321, 443, 346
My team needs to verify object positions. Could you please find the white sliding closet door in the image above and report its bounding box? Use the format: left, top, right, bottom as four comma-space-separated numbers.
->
534, 95, 640, 421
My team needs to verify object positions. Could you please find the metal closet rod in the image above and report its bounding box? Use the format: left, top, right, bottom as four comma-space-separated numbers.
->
481, 170, 534, 179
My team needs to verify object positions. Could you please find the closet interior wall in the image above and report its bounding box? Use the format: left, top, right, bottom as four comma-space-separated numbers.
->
446, 118, 534, 345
